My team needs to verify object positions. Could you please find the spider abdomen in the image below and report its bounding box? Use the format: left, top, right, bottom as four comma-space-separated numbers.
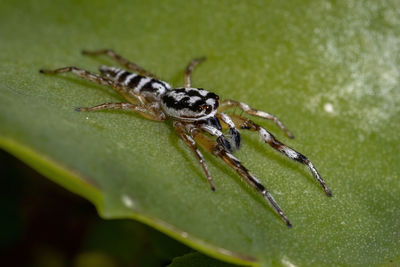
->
99, 66, 171, 98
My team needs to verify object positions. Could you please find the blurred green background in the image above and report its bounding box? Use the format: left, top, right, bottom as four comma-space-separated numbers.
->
1, 0, 399, 266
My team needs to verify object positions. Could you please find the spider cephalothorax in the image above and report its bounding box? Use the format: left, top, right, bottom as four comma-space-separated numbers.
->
40, 49, 332, 227
161, 87, 219, 120
160, 87, 240, 153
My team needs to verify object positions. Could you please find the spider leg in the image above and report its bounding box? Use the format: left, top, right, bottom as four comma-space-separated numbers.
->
218, 100, 294, 138
216, 113, 241, 151
228, 114, 332, 197
76, 102, 166, 121
184, 57, 206, 88
40, 66, 144, 105
200, 124, 235, 153
189, 127, 292, 227
173, 121, 216, 191
40, 66, 113, 87
82, 49, 158, 79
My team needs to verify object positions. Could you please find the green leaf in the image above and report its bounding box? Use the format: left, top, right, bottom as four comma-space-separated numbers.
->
1, 0, 399, 266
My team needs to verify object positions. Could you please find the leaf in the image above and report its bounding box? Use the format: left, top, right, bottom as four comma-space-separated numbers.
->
1, 0, 399, 266
168, 252, 235, 267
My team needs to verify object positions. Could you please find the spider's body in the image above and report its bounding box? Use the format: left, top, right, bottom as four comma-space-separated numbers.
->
99, 65, 237, 152
100, 65, 171, 100
40, 49, 332, 227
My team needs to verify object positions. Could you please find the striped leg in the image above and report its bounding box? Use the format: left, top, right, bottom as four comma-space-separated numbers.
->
184, 57, 206, 88
229, 114, 332, 197
82, 49, 158, 79
76, 102, 166, 121
219, 100, 294, 138
189, 127, 292, 227
173, 121, 215, 191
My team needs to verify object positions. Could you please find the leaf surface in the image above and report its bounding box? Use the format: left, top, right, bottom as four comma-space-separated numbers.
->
1, 1, 399, 266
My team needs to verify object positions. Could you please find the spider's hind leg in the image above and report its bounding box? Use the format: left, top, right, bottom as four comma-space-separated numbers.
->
75, 102, 166, 121
39, 66, 142, 105
184, 57, 206, 88
228, 114, 332, 197
40, 66, 112, 87
82, 49, 158, 79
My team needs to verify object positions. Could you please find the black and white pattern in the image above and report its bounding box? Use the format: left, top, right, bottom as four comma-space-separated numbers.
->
40, 49, 332, 227
100, 66, 171, 99
161, 88, 219, 120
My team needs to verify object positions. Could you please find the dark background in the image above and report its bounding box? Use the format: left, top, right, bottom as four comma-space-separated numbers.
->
0, 149, 193, 267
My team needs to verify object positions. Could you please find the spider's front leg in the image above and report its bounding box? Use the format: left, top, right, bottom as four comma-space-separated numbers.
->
218, 100, 294, 139
228, 114, 332, 197
189, 126, 292, 227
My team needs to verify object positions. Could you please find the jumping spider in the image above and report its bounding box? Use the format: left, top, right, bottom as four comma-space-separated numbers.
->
40, 49, 332, 227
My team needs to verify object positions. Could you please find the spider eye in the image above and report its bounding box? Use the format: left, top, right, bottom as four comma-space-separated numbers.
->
199, 104, 212, 114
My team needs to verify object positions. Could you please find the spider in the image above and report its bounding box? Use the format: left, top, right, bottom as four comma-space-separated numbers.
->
40, 49, 332, 227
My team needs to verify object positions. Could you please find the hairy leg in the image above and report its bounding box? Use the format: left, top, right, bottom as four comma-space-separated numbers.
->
184, 57, 206, 88
219, 100, 294, 138
40, 66, 113, 86
76, 102, 166, 121
228, 114, 332, 196
173, 121, 215, 191
188, 126, 292, 227
82, 49, 158, 79
40, 66, 143, 104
